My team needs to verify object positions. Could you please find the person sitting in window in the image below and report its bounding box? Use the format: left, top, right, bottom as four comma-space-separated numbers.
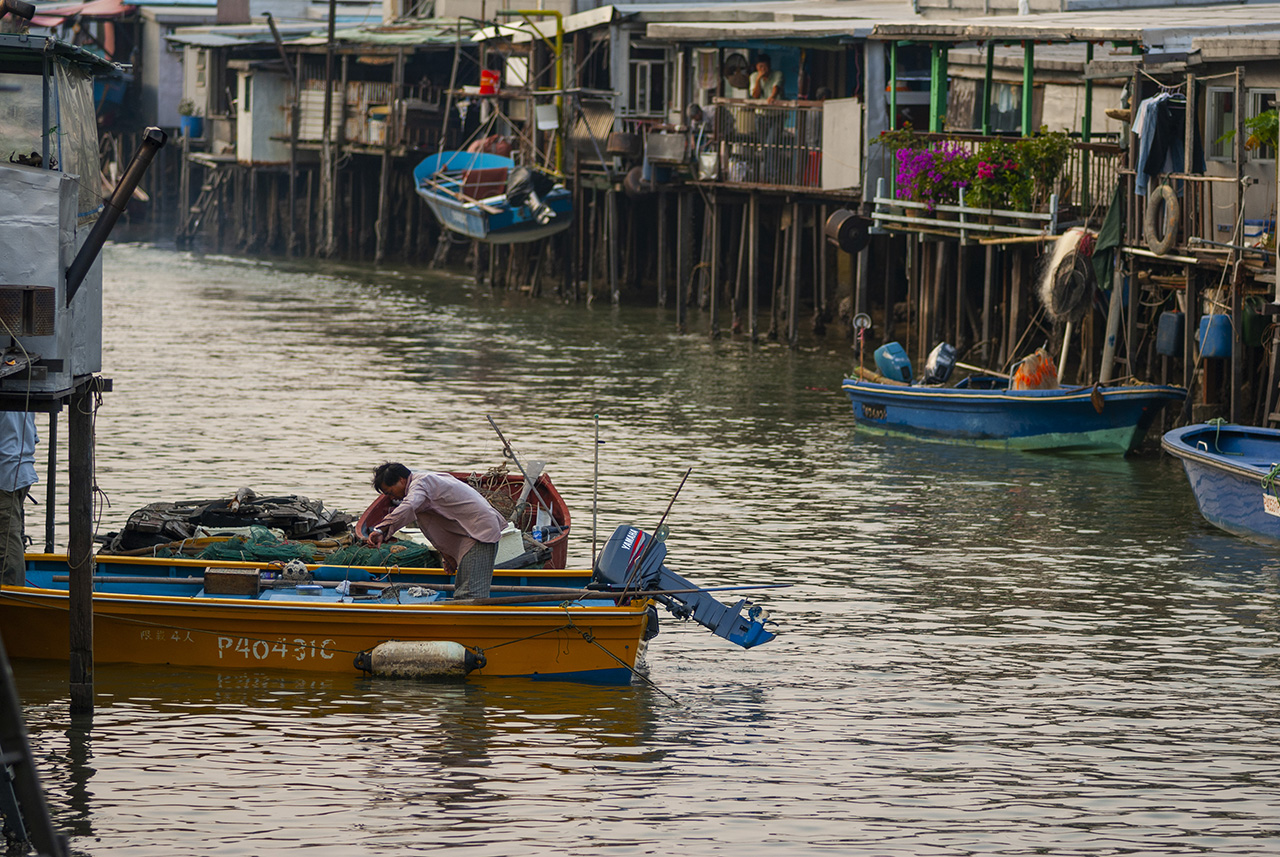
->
749, 55, 784, 104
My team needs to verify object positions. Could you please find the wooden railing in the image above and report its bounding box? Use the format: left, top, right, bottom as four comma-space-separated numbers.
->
894, 131, 1124, 217
699, 99, 825, 189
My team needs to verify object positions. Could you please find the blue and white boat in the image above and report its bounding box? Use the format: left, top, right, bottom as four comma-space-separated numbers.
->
412, 151, 572, 244
842, 372, 1185, 454
1162, 422, 1280, 545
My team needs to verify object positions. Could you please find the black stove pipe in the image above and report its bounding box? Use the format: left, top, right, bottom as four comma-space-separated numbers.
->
65, 126, 167, 306
0, 0, 36, 21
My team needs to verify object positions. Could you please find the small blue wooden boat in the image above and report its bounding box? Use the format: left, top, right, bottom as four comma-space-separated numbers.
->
1161, 422, 1280, 545
842, 372, 1185, 454
412, 151, 572, 244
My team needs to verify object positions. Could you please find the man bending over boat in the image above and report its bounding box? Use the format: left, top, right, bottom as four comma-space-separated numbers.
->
366, 462, 505, 601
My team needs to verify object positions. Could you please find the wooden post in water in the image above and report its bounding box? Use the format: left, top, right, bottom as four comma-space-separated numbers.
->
733, 201, 747, 333
788, 201, 799, 347
657, 188, 667, 307
68, 380, 96, 714
816, 203, 828, 332
44, 413, 55, 554
747, 192, 758, 342
677, 190, 691, 333
709, 191, 720, 338
982, 245, 995, 365
608, 187, 620, 305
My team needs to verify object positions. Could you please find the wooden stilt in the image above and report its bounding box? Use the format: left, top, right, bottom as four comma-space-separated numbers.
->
657, 188, 667, 307
788, 201, 799, 347
68, 381, 96, 715
709, 191, 720, 339
677, 191, 691, 333
733, 199, 747, 334
43, 413, 55, 554
982, 245, 994, 365
747, 192, 758, 343
608, 188, 620, 305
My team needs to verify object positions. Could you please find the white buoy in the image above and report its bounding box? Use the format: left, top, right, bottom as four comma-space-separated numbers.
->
353, 641, 484, 680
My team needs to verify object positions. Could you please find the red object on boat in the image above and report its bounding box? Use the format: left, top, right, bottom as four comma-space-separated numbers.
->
355, 470, 570, 569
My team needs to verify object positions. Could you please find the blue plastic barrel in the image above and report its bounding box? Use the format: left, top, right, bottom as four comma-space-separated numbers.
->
1156, 311, 1184, 357
874, 342, 913, 383
1198, 314, 1232, 359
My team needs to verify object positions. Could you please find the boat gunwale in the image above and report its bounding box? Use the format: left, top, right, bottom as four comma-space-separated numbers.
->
1161, 424, 1280, 481
842, 378, 1187, 404
0, 585, 654, 618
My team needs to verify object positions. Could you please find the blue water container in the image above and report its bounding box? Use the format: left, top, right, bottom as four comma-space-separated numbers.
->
874, 342, 913, 383
1198, 314, 1232, 359
1156, 311, 1184, 356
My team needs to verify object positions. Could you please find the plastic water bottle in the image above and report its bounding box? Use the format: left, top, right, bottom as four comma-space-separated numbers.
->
531, 528, 544, 542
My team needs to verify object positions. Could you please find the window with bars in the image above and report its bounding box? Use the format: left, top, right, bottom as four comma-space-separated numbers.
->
627, 47, 668, 117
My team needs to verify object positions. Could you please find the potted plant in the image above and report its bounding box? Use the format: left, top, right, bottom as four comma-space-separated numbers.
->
968, 138, 1032, 212
894, 139, 972, 214
1015, 129, 1071, 210
178, 98, 203, 139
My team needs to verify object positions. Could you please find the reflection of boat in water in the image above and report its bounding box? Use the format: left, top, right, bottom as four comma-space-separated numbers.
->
1162, 422, 1280, 546
1, 525, 777, 684
412, 151, 572, 244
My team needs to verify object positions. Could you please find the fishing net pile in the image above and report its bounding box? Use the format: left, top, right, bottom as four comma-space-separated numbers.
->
140, 525, 443, 567
98, 489, 354, 555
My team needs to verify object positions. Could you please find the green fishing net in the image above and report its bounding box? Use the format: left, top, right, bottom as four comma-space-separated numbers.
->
324, 542, 441, 568
145, 527, 441, 568
151, 527, 320, 563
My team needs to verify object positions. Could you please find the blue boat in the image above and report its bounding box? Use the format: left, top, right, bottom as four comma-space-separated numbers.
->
412, 151, 572, 244
1161, 422, 1280, 545
842, 372, 1186, 454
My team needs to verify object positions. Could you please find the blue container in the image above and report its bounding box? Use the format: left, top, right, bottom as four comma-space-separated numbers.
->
179, 115, 203, 138
1198, 314, 1232, 359
1156, 311, 1184, 357
874, 342, 913, 383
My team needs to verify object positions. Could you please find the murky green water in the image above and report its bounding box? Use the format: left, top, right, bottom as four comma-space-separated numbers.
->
11, 243, 1280, 855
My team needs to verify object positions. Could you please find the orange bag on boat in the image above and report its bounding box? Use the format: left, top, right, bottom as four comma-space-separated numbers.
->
1010, 348, 1060, 391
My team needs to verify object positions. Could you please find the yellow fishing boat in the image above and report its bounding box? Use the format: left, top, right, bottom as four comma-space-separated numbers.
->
0, 584, 652, 683
0, 525, 777, 684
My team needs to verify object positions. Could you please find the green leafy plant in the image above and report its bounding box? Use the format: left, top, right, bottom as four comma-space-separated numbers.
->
178, 98, 197, 117
1216, 108, 1278, 152
1015, 129, 1071, 208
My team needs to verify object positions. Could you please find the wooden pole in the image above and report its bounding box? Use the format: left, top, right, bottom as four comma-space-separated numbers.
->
710, 190, 720, 338
68, 382, 95, 714
677, 190, 691, 333
657, 188, 667, 307
817, 202, 828, 331
982, 245, 994, 365
748, 192, 758, 342
1231, 65, 1245, 423
608, 187, 621, 305
43, 412, 55, 554
788, 201, 799, 347
288, 49, 301, 258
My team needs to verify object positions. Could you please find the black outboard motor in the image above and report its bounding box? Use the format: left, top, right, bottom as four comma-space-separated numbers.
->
923, 342, 957, 385
594, 524, 775, 649
505, 166, 557, 225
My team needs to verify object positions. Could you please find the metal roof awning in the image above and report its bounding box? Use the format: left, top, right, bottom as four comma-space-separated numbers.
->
869, 3, 1280, 47
30, 0, 134, 26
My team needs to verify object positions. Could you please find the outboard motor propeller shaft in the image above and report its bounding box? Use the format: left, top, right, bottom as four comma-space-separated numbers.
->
594, 524, 775, 649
